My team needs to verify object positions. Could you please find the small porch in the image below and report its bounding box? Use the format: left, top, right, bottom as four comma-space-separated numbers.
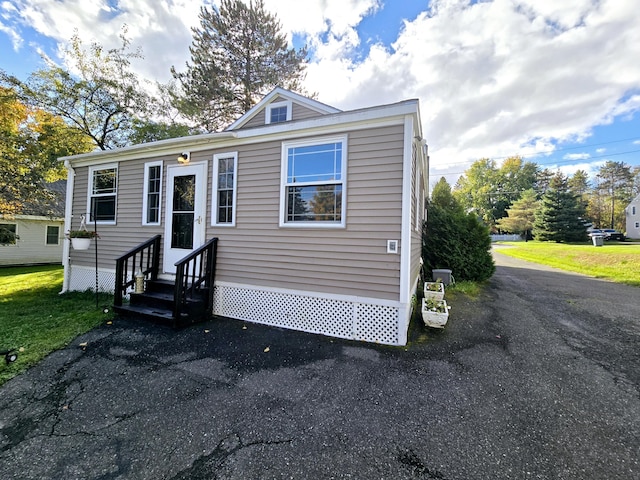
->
113, 235, 218, 328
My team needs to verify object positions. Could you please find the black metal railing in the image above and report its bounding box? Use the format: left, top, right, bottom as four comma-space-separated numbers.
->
114, 235, 161, 307
173, 237, 218, 321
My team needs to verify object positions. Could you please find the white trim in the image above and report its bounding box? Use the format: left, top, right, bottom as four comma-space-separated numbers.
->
61, 100, 417, 168
265, 100, 292, 124
279, 135, 348, 228
142, 160, 163, 226
211, 152, 238, 227
163, 162, 208, 274
62, 161, 75, 293
226, 87, 341, 130
399, 115, 414, 307
87, 162, 118, 225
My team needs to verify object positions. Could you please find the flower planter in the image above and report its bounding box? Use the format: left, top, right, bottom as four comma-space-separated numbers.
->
422, 298, 449, 328
71, 237, 91, 250
423, 281, 445, 301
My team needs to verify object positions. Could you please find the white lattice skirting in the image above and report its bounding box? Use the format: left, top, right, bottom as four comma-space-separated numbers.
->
65, 267, 410, 345
214, 283, 409, 345
67, 265, 116, 293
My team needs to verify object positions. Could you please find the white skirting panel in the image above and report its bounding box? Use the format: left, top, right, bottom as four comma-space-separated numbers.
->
213, 282, 406, 345
68, 265, 116, 293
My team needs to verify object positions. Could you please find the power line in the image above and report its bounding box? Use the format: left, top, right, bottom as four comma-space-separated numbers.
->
431, 135, 640, 168
431, 147, 640, 177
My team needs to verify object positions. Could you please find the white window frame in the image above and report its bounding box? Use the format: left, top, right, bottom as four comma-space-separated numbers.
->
279, 135, 347, 229
87, 163, 118, 225
211, 152, 238, 227
45, 225, 60, 246
266, 100, 292, 124
142, 161, 163, 226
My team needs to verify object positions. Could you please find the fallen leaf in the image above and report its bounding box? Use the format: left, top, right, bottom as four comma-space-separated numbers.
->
204, 329, 210, 333
264, 346, 270, 353
496, 335, 501, 339
79, 342, 88, 348
106, 321, 113, 325
19, 347, 25, 352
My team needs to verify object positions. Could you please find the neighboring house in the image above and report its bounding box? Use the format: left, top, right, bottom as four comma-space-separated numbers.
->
60, 87, 428, 345
0, 181, 66, 266
626, 193, 640, 239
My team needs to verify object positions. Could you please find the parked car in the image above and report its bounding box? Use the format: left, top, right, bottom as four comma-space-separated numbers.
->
602, 229, 625, 241
588, 229, 605, 238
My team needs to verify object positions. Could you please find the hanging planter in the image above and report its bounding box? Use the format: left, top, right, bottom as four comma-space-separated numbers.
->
67, 230, 99, 250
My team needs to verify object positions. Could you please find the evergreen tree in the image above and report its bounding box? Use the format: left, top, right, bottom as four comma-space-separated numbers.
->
496, 188, 539, 240
171, 0, 308, 131
423, 179, 494, 282
533, 173, 587, 242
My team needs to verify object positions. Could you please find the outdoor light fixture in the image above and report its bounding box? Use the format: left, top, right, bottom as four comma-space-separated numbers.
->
177, 152, 190, 164
2, 348, 17, 364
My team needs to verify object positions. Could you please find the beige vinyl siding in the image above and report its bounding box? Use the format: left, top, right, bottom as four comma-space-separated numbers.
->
238, 100, 327, 129
69, 125, 406, 301
69, 159, 166, 269
291, 103, 325, 122
210, 125, 404, 301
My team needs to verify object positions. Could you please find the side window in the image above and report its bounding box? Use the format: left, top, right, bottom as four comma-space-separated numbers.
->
266, 100, 292, 124
212, 152, 238, 226
46, 225, 60, 245
280, 136, 346, 227
633, 206, 637, 215
88, 163, 118, 224
143, 161, 163, 225
0, 223, 18, 246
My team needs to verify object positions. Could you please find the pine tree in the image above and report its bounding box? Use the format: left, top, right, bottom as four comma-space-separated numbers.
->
496, 189, 539, 240
171, 0, 308, 131
534, 173, 587, 242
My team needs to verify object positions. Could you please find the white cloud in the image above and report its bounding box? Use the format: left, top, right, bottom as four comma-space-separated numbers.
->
563, 153, 591, 160
2, 0, 640, 185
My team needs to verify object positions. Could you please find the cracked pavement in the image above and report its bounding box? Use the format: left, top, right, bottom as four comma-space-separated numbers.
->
1, 250, 639, 479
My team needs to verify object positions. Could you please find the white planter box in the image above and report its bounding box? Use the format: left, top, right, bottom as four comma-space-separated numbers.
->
421, 298, 449, 328
423, 282, 445, 301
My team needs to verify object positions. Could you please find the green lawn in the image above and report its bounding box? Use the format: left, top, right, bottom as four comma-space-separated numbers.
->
495, 241, 640, 286
0, 265, 114, 386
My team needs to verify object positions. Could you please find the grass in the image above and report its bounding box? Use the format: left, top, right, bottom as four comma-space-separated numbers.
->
495, 241, 640, 286
0, 265, 114, 386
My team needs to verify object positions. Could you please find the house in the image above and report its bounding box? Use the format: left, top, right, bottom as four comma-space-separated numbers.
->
626, 193, 640, 239
60, 87, 428, 345
0, 181, 66, 266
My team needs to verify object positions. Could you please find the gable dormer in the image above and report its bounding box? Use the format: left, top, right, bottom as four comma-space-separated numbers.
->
225, 87, 341, 131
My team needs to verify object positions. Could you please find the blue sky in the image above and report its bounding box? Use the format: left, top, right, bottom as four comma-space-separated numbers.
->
1, 0, 639, 186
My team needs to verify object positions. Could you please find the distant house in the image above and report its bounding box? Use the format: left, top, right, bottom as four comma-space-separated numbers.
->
626, 193, 640, 239
0, 181, 66, 266
59, 87, 428, 345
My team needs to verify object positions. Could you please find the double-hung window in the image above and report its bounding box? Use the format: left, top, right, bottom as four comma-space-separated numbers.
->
88, 163, 118, 223
142, 161, 163, 225
0, 224, 18, 245
280, 136, 346, 227
212, 152, 238, 226
46, 225, 60, 245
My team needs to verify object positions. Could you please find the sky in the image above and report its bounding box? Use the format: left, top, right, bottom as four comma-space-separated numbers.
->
1, 0, 640, 187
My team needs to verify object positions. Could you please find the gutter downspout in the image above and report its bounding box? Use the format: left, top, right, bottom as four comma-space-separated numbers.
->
61, 159, 75, 293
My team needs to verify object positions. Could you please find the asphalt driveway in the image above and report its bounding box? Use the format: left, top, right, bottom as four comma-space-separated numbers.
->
1, 249, 639, 479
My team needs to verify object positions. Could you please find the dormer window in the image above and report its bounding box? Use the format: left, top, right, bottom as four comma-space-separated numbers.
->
266, 100, 292, 124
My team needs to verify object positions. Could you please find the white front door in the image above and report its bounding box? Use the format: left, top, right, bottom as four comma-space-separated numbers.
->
163, 162, 207, 274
